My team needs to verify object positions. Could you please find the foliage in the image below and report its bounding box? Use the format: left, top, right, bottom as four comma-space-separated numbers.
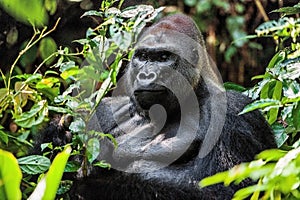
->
183, 0, 256, 63
201, 3, 300, 199
0, 20, 61, 157
0, 0, 163, 198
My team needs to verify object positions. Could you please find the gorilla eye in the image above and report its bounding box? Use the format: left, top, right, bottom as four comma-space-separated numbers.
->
136, 52, 147, 61
161, 54, 168, 60
158, 51, 172, 62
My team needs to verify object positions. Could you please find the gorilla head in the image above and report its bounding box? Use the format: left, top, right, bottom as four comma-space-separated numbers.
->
123, 14, 221, 116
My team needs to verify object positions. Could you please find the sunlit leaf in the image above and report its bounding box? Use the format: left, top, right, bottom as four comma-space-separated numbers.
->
45, 0, 57, 15
256, 149, 287, 161
239, 99, 281, 115
0, 149, 22, 200
199, 171, 229, 188
233, 184, 268, 200
36, 77, 60, 101
0, 0, 48, 27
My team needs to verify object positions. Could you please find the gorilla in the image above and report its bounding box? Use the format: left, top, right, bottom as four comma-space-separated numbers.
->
39, 14, 276, 199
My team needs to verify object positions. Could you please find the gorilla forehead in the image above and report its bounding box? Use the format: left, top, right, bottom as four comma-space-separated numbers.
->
135, 29, 203, 69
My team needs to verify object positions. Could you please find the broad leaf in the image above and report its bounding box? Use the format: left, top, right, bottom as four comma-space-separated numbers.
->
18, 155, 51, 175
239, 99, 281, 115
86, 138, 100, 163
0, 149, 22, 200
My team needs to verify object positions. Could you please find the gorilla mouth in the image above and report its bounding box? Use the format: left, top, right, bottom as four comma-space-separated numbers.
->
133, 88, 169, 110
134, 89, 167, 94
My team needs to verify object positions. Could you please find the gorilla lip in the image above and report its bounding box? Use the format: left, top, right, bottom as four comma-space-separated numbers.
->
134, 89, 166, 95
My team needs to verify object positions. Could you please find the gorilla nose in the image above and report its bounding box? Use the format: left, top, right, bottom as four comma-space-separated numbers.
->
137, 71, 157, 84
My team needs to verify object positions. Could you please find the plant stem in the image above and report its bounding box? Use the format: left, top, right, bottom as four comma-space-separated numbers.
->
254, 0, 269, 22
7, 18, 61, 90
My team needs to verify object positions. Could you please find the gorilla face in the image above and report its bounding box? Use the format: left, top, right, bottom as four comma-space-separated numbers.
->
129, 48, 180, 111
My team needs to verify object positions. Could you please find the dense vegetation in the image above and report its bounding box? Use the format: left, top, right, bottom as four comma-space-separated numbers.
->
0, 0, 299, 199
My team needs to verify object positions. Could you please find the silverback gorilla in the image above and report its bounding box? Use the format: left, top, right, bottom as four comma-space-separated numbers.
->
39, 14, 276, 199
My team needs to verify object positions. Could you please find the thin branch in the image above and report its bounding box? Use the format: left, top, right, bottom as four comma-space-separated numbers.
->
7, 18, 61, 90
254, 0, 269, 22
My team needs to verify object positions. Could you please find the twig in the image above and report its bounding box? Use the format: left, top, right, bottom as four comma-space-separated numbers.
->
254, 0, 269, 22
7, 18, 61, 90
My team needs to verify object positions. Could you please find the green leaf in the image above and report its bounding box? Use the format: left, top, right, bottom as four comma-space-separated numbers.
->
39, 37, 57, 65
272, 81, 283, 100
292, 103, 300, 131
110, 25, 133, 51
260, 80, 271, 99
69, 118, 86, 133
213, 0, 230, 11
81, 10, 103, 17
184, 0, 197, 7
0, 129, 8, 144
44, 0, 57, 15
56, 180, 73, 195
36, 77, 60, 101
93, 160, 111, 169
271, 123, 289, 147
268, 81, 283, 124
60, 64, 79, 80
86, 138, 100, 163
233, 184, 269, 200
224, 46, 237, 63
19, 41, 38, 68
48, 106, 71, 114
28, 146, 71, 200
6, 27, 18, 47
18, 155, 51, 175
199, 171, 229, 188
64, 161, 81, 172
0, 149, 22, 200
14, 100, 48, 128
224, 82, 246, 92
256, 149, 287, 161
0, 0, 48, 27
41, 143, 53, 152
196, 0, 212, 14
272, 6, 300, 15
267, 51, 286, 68
239, 99, 281, 115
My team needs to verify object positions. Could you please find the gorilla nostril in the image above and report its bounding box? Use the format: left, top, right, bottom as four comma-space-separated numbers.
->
137, 72, 157, 83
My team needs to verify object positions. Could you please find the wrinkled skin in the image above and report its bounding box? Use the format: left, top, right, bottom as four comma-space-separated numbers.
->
38, 14, 276, 200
